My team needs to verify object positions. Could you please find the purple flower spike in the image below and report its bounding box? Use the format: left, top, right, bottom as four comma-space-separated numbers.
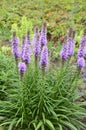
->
33, 27, 40, 68
11, 31, 20, 64
78, 47, 84, 58
80, 35, 86, 44
83, 72, 86, 78
78, 43, 85, 58
34, 34, 40, 57
26, 31, 31, 45
18, 62, 27, 78
22, 44, 31, 65
77, 57, 85, 69
78, 35, 86, 58
21, 36, 26, 56
39, 22, 47, 48
40, 45, 48, 68
32, 27, 39, 46
60, 29, 75, 64
66, 37, 75, 57
60, 43, 68, 60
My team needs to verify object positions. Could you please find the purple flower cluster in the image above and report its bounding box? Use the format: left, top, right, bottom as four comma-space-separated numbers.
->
39, 22, 47, 48
11, 23, 49, 78
18, 62, 27, 78
66, 37, 75, 57
83, 72, 86, 78
22, 44, 31, 65
60, 37, 75, 60
21, 34, 31, 65
40, 45, 48, 68
60, 43, 68, 60
11, 31, 31, 77
77, 36, 86, 58
21, 36, 26, 56
34, 35, 40, 57
33, 27, 40, 57
26, 31, 31, 45
60, 28, 75, 62
11, 32, 20, 58
77, 35, 86, 70
78, 44, 85, 58
80, 35, 86, 44
77, 57, 85, 69
32, 27, 39, 46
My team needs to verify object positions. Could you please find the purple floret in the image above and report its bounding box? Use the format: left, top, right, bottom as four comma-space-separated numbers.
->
26, 31, 31, 45
22, 44, 31, 65
11, 34, 19, 57
18, 62, 27, 78
83, 72, 86, 78
34, 34, 40, 57
78, 36, 86, 58
66, 37, 75, 57
40, 45, 48, 68
77, 57, 85, 69
21, 36, 26, 56
60, 43, 68, 60
78, 45, 85, 58
80, 35, 86, 44
39, 22, 47, 48
32, 27, 39, 46
60, 36, 75, 61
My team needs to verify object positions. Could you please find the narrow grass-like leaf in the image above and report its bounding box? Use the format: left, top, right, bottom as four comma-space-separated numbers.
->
45, 119, 55, 130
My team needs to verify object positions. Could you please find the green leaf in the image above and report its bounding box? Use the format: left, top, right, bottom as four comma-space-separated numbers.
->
8, 119, 16, 130
0, 122, 11, 127
58, 124, 63, 130
16, 118, 22, 127
41, 124, 45, 130
32, 122, 36, 129
42, 113, 45, 123
35, 121, 43, 130
45, 119, 55, 130
60, 120, 78, 130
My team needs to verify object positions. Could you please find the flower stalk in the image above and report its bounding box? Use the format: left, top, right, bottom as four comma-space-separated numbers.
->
40, 46, 48, 77
39, 21, 47, 49
11, 31, 19, 65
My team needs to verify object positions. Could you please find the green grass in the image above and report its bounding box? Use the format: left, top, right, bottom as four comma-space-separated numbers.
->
0, 0, 86, 40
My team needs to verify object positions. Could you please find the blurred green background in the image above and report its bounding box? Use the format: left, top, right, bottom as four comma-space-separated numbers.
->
0, 0, 86, 41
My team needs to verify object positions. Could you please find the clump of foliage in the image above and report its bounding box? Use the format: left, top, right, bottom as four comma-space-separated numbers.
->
0, 50, 19, 101
0, 23, 86, 130
0, 59, 86, 130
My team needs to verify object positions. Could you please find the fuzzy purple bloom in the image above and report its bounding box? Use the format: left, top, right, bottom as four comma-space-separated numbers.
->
60, 43, 68, 60
39, 22, 47, 48
11, 35, 19, 57
40, 46, 48, 68
18, 62, 27, 78
66, 37, 75, 57
80, 35, 86, 44
34, 36, 40, 57
78, 45, 85, 58
26, 31, 31, 45
60, 36, 75, 61
32, 27, 39, 46
83, 72, 86, 78
33, 27, 40, 56
78, 36, 86, 58
21, 36, 26, 56
77, 57, 85, 69
22, 44, 31, 65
